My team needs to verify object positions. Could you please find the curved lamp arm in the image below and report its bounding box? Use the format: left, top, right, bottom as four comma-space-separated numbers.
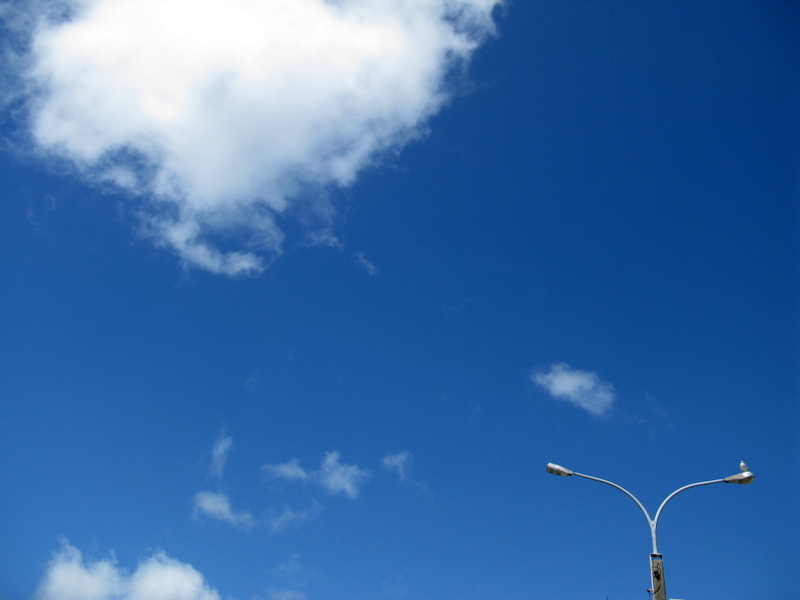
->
546, 462, 754, 600
651, 478, 724, 543
571, 471, 660, 553
545, 463, 755, 555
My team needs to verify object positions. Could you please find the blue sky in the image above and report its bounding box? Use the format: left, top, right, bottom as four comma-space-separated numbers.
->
1, 1, 797, 599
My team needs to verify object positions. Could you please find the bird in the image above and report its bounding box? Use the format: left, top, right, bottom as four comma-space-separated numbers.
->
740, 460, 749, 472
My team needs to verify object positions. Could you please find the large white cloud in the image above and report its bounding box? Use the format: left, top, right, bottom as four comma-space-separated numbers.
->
532, 363, 616, 417
35, 541, 221, 600
9, 0, 503, 275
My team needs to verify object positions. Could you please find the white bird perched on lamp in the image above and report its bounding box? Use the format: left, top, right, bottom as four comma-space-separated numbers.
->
740, 461, 749, 472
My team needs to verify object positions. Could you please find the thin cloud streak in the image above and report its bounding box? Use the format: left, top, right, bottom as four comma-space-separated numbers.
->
355, 252, 379, 276
192, 491, 319, 533
532, 363, 616, 417
8, 0, 504, 275
209, 430, 233, 479
262, 458, 311, 482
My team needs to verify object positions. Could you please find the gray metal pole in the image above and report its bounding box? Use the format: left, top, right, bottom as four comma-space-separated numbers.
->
570, 472, 726, 600
546, 462, 753, 598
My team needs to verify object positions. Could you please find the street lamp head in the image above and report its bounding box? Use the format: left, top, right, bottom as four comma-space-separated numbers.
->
546, 463, 574, 477
724, 464, 755, 485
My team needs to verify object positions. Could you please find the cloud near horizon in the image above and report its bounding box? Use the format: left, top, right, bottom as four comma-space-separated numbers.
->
532, 363, 616, 417
6, 0, 503, 275
35, 541, 221, 600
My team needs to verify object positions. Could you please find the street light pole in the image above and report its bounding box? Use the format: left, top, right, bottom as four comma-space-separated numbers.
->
545, 462, 754, 600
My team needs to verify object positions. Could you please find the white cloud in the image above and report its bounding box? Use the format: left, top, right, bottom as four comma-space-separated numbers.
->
209, 430, 233, 479
532, 363, 616, 417
194, 451, 368, 534
262, 458, 311, 482
9, 0, 503, 275
35, 541, 221, 600
318, 451, 370, 499
193, 491, 255, 529
192, 491, 321, 533
382, 450, 412, 482
263, 451, 370, 499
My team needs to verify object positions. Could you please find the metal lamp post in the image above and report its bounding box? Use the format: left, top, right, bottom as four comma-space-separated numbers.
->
545, 462, 754, 600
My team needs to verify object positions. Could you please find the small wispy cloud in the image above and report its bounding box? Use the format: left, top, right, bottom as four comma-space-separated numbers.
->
193, 491, 255, 529
192, 491, 319, 534
272, 554, 304, 577
210, 430, 233, 479
532, 363, 616, 417
318, 451, 371, 499
35, 540, 221, 600
266, 591, 308, 600
5, 0, 503, 275
262, 458, 311, 482
263, 451, 371, 499
382, 450, 412, 482
267, 504, 321, 534
195, 437, 373, 533
354, 252, 379, 276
